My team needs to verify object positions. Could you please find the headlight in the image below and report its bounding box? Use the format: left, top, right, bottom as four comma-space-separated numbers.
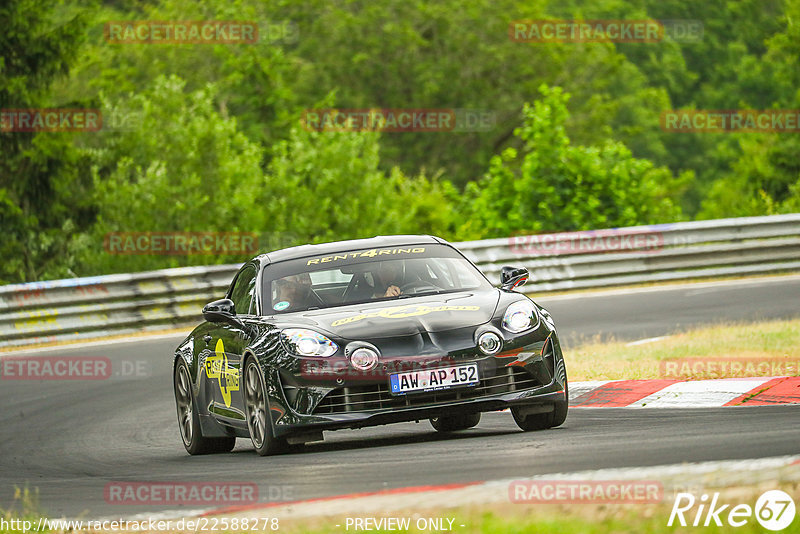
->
280, 328, 338, 357
502, 300, 539, 333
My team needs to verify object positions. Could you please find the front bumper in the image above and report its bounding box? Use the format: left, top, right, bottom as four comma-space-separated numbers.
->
271, 382, 566, 436
268, 333, 567, 436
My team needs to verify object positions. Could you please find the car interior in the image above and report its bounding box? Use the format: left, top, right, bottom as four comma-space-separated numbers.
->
268, 256, 477, 312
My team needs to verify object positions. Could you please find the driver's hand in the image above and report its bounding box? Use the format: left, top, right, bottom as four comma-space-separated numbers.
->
384, 285, 401, 297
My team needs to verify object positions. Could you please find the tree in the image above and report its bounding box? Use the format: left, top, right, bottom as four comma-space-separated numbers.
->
72, 75, 267, 274
255, 120, 457, 244
73, 75, 457, 276
280, 0, 674, 190
0, 0, 93, 284
699, 0, 800, 218
457, 85, 685, 239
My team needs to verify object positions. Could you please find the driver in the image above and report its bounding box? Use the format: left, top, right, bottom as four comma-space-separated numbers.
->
373, 260, 404, 298
273, 273, 316, 311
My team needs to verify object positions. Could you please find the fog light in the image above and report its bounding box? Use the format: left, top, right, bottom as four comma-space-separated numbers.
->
478, 332, 502, 355
349, 348, 379, 371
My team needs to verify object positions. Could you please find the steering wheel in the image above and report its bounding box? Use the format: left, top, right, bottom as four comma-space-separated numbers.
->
399, 280, 441, 295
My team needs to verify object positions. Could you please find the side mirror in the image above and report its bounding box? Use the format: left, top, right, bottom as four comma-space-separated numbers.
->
500, 266, 529, 291
202, 298, 236, 323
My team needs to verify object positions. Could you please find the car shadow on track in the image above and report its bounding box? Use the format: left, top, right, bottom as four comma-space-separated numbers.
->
228, 425, 534, 456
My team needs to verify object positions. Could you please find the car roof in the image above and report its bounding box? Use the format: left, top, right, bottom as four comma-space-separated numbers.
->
258, 235, 447, 265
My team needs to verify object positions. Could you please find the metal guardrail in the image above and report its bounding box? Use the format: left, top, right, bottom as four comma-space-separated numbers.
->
1, 214, 798, 348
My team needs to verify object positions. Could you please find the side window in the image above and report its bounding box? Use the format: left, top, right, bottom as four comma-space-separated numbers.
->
229, 264, 258, 315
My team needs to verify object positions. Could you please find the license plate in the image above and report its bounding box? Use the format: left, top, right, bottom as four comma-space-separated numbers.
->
389, 364, 479, 395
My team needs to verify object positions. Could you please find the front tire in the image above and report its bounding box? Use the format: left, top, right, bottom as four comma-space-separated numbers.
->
243, 357, 287, 456
512, 379, 569, 431
174, 360, 235, 455
430, 412, 481, 432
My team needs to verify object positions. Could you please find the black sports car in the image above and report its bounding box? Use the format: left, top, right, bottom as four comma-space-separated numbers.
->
173, 236, 568, 455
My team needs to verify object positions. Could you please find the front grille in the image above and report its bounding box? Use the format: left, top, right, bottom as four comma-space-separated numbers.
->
313, 366, 540, 415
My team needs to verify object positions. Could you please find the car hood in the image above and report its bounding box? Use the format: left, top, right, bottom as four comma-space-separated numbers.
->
282, 290, 501, 339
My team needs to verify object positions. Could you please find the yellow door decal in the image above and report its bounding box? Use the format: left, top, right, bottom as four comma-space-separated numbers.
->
204, 338, 240, 407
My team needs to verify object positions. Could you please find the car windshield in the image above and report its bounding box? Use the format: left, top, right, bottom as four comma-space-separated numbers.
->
263, 244, 491, 314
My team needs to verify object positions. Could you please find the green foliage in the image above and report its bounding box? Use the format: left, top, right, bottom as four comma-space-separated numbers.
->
700, 132, 800, 218
71, 75, 457, 274
282, 0, 676, 191
56, 0, 300, 149
699, 0, 800, 218
0, 0, 93, 284
457, 86, 685, 239
3, 0, 799, 283
634, 0, 792, 214
73, 75, 267, 273
0, 487, 44, 533
261, 126, 457, 243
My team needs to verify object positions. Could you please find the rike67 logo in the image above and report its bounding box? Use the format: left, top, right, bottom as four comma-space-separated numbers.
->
669, 490, 796, 531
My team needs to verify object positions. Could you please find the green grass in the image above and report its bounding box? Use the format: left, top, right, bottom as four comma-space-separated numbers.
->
567, 318, 800, 381
1, 488, 47, 534
270, 494, 800, 534
5, 482, 798, 533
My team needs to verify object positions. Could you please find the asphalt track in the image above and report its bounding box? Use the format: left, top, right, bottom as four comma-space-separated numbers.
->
1, 275, 799, 518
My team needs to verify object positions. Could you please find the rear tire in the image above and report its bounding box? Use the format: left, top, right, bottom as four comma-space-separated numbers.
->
174, 360, 236, 455
430, 412, 481, 432
243, 357, 288, 456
